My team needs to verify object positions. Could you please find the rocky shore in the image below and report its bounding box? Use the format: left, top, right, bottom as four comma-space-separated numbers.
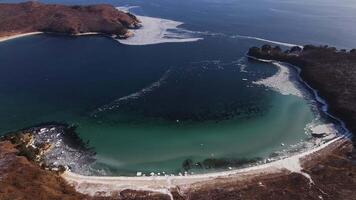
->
0, 124, 96, 174
0, 1, 141, 40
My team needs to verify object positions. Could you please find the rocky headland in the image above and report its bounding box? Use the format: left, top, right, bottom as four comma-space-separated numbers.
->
0, 1, 141, 40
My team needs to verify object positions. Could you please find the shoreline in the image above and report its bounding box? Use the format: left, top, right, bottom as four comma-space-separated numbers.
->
247, 55, 352, 139
0, 31, 135, 43
61, 51, 352, 197
62, 136, 346, 197
0, 32, 43, 42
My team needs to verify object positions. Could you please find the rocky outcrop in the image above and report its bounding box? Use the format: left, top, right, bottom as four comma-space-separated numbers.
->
248, 45, 356, 144
0, 1, 141, 39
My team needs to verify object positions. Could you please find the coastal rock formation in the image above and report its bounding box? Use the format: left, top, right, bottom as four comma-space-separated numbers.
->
0, 1, 141, 39
248, 45, 356, 143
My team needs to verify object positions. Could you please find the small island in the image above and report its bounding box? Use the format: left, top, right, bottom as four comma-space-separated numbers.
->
0, 1, 141, 41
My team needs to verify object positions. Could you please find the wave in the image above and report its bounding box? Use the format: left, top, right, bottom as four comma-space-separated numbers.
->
232, 35, 302, 48
116, 6, 202, 45
92, 69, 171, 115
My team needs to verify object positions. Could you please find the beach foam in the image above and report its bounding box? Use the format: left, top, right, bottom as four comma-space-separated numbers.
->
253, 62, 304, 98
116, 7, 202, 45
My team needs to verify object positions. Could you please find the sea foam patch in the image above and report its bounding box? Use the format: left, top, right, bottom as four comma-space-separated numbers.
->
253, 62, 304, 98
116, 7, 202, 45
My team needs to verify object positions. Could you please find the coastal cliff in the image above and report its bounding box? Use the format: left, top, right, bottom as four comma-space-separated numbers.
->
248, 45, 356, 144
0, 1, 141, 39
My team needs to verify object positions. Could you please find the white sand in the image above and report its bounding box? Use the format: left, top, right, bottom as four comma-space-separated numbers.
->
0, 32, 43, 43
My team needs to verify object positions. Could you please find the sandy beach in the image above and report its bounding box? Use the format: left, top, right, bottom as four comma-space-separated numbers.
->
62, 136, 345, 197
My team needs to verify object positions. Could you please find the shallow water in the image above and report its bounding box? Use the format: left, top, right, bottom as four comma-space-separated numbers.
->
0, 0, 354, 175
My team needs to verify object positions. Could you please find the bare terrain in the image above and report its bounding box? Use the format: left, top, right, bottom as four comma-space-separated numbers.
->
0, 1, 140, 40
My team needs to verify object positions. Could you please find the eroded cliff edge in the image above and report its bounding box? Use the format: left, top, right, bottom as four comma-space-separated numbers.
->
0, 1, 141, 39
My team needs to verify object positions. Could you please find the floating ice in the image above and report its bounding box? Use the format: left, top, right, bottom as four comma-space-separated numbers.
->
232, 34, 302, 48
93, 69, 171, 114
116, 6, 140, 13
305, 122, 338, 137
253, 62, 304, 98
116, 7, 202, 45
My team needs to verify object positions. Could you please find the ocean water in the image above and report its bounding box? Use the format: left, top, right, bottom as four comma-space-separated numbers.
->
0, 0, 354, 175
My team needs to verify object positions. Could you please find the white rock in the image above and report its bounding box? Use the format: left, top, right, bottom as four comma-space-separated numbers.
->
136, 172, 142, 176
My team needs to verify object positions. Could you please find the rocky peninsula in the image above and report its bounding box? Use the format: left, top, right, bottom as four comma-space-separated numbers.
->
0, 1, 141, 41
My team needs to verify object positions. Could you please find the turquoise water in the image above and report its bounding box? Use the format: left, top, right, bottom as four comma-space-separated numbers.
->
0, 0, 354, 175
0, 35, 315, 175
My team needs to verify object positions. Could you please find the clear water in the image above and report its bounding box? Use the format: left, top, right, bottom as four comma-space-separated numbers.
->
1, 0, 354, 175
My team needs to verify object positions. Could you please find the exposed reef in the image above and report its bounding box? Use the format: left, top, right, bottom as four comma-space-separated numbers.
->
248, 45, 356, 143
0, 1, 141, 40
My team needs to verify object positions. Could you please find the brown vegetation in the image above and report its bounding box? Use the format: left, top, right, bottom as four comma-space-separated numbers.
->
0, 1, 141, 38
0, 141, 87, 200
